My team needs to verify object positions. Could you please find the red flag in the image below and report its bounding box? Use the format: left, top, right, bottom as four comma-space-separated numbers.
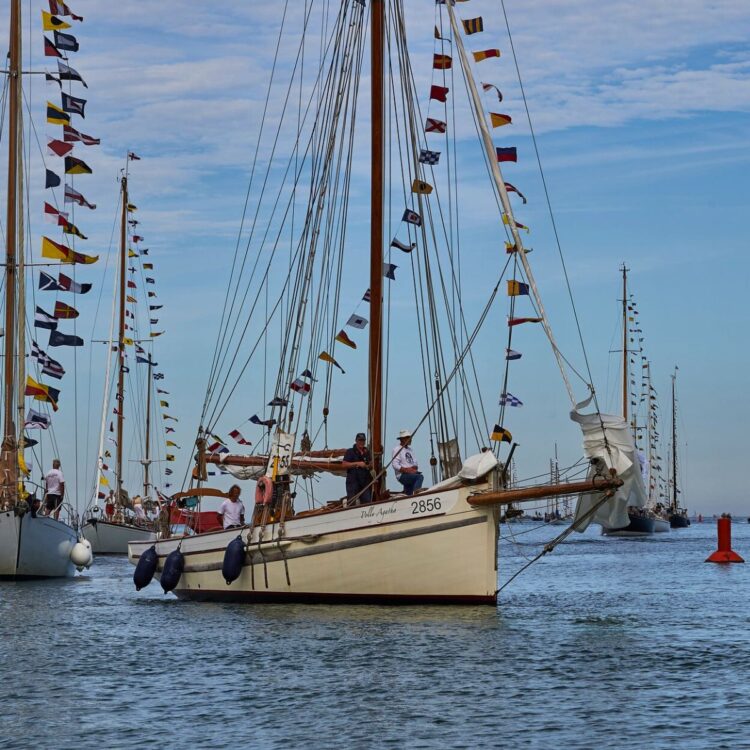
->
47, 138, 74, 157
508, 317, 543, 327
429, 85, 449, 103
44, 36, 63, 57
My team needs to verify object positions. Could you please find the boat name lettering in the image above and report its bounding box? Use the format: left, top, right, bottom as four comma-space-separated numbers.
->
411, 497, 442, 515
360, 503, 399, 521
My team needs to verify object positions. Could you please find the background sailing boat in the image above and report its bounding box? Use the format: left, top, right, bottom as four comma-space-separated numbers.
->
0, 0, 95, 577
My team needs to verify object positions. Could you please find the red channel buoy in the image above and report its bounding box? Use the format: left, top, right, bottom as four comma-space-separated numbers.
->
705, 516, 744, 563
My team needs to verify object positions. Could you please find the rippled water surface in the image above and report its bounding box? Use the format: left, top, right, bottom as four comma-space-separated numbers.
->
2, 521, 749, 749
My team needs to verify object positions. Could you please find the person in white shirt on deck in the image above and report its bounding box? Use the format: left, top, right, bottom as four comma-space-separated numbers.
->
43, 459, 65, 519
217, 484, 246, 529
392, 430, 424, 496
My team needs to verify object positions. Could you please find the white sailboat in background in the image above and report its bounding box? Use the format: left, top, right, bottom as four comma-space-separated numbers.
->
129, 0, 639, 603
82, 167, 161, 553
600, 265, 651, 537
667, 368, 690, 528
1, 0, 91, 577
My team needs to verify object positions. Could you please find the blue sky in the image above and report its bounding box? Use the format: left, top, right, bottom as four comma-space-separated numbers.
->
2, 0, 748, 515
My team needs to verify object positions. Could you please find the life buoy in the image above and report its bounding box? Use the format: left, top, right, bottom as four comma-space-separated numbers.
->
255, 476, 273, 506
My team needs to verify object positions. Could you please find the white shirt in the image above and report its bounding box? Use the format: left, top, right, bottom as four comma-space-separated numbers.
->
219, 498, 245, 528
134, 505, 146, 520
392, 443, 418, 475
45, 468, 64, 495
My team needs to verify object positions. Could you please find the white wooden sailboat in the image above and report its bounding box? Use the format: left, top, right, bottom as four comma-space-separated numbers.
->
129, 0, 639, 603
600, 266, 651, 537
0, 0, 91, 578
82, 170, 157, 553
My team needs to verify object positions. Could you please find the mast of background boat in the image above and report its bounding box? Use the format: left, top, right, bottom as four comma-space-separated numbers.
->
92, 245, 119, 510
2, 0, 21, 500
645, 361, 653, 504
445, 4, 575, 406
621, 264, 628, 425
115, 173, 128, 505
368, 0, 385, 498
143, 358, 152, 499
671, 368, 678, 512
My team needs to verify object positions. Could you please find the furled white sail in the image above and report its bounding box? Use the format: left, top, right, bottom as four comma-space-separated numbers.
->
570, 394, 647, 530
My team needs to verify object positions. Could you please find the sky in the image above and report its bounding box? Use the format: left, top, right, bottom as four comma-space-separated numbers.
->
1, 0, 748, 516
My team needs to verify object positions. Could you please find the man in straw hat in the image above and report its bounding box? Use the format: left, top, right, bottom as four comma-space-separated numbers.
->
392, 429, 423, 496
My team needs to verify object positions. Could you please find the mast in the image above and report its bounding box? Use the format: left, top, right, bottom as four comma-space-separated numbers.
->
621, 264, 628, 424
2, 0, 21, 495
368, 0, 384, 498
116, 176, 128, 504
671, 368, 678, 511
143, 359, 152, 498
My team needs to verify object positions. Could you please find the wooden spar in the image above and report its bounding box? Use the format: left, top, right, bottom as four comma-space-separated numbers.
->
204, 450, 347, 475
368, 0, 384, 500
116, 177, 127, 502
170, 487, 228, 501
468, 475, 623, 507
143, 358, 152, 498
2, 0, 20, 489
621, 263, 628, 426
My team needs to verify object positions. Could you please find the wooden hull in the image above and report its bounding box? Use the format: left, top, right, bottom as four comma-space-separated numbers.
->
129, 485, 500, 605
0, 509, 77, 579
82, 519, 156, 555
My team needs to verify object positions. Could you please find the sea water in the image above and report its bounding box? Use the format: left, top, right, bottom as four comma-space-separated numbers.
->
1, 521, 749, 749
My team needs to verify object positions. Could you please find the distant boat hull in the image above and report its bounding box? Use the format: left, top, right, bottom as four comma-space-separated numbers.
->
82, 519, 156, 555
653, 516, 670, 533
129, 484, 500, 605
602, 511, 655, 537
0, 509, 77, 578
669, 512, 690, 529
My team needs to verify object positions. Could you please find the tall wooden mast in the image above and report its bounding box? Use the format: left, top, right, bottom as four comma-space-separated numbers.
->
143, 359, 152, 498
368, 0, 385, 498
2, 0, 21, 496
671, 368, 678, 511
116, 176, 128, 503
621, 263, 629, 424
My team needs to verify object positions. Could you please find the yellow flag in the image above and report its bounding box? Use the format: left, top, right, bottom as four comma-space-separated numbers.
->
42, 10, 71, 31
166, 454, 175, 462
319, 351, 345, 374
490, 113, 512, 128
18, 452, 30, 477
41, 236, 72, 262
166, 440, 178, 447
473, 49, 501, 62
99, 475, 109, 486
411, 179, 433, 195
128, 248, 138, 258
127, 203, 138, 212
123, 337, 134, 346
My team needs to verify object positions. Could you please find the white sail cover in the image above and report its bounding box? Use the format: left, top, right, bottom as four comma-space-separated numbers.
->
570, 394, 647, 531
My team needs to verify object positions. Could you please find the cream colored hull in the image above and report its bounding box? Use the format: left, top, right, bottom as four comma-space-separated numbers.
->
129, 485, 499, 605
0, 509, 77, 578
82, 519, 156, 555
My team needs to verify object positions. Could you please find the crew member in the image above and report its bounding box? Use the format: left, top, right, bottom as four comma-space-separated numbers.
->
341, 432, 372, 504
217, 484, 246, 529
392, 430, 423, 496
44, 459, 65, 519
